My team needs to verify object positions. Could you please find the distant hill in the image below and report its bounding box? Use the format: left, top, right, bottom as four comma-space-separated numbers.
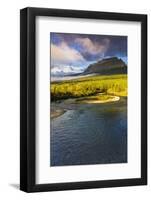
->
83, 57, 127, 75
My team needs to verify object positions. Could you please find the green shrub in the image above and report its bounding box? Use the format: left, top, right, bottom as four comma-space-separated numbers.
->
51, 74, 127, 101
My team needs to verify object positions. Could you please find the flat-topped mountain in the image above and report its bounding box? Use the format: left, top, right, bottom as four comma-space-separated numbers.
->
83, 57, 127, 75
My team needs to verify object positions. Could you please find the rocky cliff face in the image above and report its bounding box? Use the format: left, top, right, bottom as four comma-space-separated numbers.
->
83, 57, 127, 75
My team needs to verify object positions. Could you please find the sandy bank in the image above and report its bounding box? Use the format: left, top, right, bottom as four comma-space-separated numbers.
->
76, 95, 120, 104
51, 109, 66, 119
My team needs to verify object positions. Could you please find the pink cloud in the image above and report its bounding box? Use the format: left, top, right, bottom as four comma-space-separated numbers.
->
75, 37, 110, 55
51, 42, 85, 65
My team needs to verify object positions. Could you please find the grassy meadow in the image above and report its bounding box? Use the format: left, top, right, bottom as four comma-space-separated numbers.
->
51, 74, 127, 101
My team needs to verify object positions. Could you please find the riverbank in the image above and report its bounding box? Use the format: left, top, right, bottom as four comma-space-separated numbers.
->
51, 94, 121, 119
76, 94, 120, 104
51, 108, 66, 119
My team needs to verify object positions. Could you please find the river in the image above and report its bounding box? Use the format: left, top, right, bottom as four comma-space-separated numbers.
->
50, 97, 127, 166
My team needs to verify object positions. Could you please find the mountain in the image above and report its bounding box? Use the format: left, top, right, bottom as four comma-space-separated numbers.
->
51, 65, 84, 76
83, 57, 127, 75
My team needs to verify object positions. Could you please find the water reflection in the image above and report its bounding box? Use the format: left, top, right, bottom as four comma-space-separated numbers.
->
50, 98, 127, 166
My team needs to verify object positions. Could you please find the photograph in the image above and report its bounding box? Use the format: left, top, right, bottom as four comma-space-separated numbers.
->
20, 7, 147, 192
50, 32, 128, 166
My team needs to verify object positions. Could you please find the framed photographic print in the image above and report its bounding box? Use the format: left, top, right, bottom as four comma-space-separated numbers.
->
20, 7, 147, 192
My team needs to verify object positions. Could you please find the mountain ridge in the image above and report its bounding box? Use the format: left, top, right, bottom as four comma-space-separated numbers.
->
83, 57, 127, 75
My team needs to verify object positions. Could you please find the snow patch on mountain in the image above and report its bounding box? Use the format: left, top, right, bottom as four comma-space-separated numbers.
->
51, 65, 84, 76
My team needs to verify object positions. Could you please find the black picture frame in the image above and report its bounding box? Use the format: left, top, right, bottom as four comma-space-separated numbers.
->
20, 7, 147, 192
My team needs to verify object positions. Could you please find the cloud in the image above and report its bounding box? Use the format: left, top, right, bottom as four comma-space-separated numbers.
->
75, 37, 110, 55
51, 41, 85, 66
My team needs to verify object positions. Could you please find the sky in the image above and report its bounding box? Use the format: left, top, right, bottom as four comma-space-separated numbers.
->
50, 32, 127, 75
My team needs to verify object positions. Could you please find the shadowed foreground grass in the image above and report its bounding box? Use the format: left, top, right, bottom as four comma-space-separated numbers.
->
51, 74, 127, 101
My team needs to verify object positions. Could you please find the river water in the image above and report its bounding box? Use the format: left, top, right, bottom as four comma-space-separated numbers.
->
50, 98, 127, 166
